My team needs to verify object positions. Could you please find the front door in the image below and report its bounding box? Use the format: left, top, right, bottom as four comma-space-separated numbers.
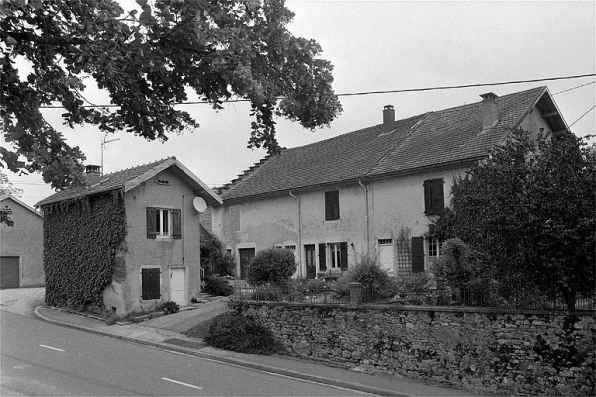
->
305, 245, 316, 279
238, 248, 255, 279
0, 257, 20, 289
379, 239, 394, 273
170, 267, 186, 305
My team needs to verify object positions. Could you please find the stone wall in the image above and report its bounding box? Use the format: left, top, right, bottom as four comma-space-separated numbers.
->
244, 302, 595, 396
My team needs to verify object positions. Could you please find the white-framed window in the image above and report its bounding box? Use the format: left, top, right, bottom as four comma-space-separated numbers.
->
428, 237, 444, 260
329, 243, 341, 268
147, 207, 181, 239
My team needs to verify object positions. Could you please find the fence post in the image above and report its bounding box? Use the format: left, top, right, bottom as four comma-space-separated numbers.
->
349, 282, 362, 306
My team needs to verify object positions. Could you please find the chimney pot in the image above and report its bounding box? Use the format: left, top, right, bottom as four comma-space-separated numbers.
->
480, 92, 499, 130
85, 164, 102, 185
383, 105, 395, 126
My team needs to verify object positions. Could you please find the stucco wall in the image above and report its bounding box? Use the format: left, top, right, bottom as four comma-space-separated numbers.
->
103, 169, 202, 314
245, 302, 596, 396
0, 197, 44, 287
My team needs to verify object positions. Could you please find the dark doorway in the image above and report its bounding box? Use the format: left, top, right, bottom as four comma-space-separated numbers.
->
305, 245, 316, 279
238, 248, 255, 279
0, 257, 20, 289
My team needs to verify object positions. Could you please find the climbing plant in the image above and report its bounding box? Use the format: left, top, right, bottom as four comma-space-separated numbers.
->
43, 192, 126, 308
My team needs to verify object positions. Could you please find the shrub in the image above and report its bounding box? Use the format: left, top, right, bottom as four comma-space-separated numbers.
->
227, 294, 249, 314
205, 312, 281, 355
203, 275, 234, 296
247, 247, 297, 288
287, 290, 305, 302
160, 301, 180, 315
346, 253, 391, 290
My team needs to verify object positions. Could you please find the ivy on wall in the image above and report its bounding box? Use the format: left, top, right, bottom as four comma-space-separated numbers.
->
43, 191, 126, 308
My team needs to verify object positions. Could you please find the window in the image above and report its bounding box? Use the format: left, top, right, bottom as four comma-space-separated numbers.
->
147, 208, 181, 239
141, 268, 161, 300
321, 242, 348, 271
423, 178, 444, 216
230, 205, 241, 231
284, 245, 296, 250
324, 190, 340, 221
378, 238, 393, 245
428, 237, 444, 259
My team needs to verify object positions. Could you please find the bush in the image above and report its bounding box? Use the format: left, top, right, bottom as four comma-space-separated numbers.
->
247, 247, 297, 288
346, 253, 391, 290
160, 301, 180, 315
203, 275, 234, 296
227, 294, 249, 313
205, 312, 281, 355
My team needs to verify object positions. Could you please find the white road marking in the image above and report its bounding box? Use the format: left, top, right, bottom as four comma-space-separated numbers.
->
162, 377, 203, 390
39, 345, 64, 352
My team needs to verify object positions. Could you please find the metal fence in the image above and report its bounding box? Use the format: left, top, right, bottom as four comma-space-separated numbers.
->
235, 282, 595, 311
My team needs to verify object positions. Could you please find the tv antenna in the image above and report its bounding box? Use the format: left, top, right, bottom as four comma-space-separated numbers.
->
101, 134, 121, 175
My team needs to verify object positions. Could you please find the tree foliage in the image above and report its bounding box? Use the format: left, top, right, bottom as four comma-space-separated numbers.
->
1, 0, 342, 189
0, 171, 23, 197
247, 247, 296, 288
433, 129, 596, 309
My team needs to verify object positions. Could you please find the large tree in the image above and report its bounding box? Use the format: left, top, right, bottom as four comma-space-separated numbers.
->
433, 129, 595, 310
1, 0, 342, 189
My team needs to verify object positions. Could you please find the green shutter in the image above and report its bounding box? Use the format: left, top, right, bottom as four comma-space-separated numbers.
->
411, 237, 425, 273
325, 191, 339, 221
423, 180, 431, 216
431, 179, 444, 214
340, 242, 348, 270
318, 243, 327, 271
146, 208, 157, 239
172, 209, 181, 239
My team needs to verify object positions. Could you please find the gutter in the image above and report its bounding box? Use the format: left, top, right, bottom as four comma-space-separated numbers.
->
289, 191, 302, 278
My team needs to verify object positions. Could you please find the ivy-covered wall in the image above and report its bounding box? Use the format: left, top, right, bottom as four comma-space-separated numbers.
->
43, 192, 126, 308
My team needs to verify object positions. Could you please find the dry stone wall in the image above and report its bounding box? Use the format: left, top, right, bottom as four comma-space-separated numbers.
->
244, 302, 595, 396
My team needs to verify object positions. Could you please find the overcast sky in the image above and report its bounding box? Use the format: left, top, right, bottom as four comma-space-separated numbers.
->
6, 0, 596, 207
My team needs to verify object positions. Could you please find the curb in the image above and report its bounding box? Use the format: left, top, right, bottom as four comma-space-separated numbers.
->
33, 306, 408, 396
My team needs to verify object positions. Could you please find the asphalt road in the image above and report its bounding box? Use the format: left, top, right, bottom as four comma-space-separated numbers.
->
1, 310, 367, 396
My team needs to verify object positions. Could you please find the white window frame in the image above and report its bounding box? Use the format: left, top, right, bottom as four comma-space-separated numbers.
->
156, 208, 171, 238
428, 237, 444, 260
329, 243, 341, 269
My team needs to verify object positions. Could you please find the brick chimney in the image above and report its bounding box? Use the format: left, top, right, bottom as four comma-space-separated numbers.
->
85, 164, 102, 185
480, 92, 499, 130
383, 105, 395, 126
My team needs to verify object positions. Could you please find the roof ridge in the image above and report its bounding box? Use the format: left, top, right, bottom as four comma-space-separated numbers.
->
103, 157, 173, 178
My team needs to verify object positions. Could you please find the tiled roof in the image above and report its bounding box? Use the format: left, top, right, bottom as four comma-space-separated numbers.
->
222, 86, 548, 202
37, 157, 222, 207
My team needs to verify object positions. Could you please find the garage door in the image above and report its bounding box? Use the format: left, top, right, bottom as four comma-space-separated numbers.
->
0, 257, 20, 289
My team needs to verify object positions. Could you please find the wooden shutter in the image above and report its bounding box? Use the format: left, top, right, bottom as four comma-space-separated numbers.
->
339, 242, 348, 270
325, 191, 339, 221
146, 208, 157, 239
411, 237, 425, 273
423, 180, 432, 216
318, 243, 327, 271
141, 268, 161, 300
172, 209, 181, 239
431, 179, 444, 215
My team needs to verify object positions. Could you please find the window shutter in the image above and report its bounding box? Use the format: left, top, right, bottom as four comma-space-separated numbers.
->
431, 179, 444, 215
172, 209, 181, 239
423, 180, 432, 216
142, 268, 161, 300
318, 243, 327, 271
325, 191, 339, 221
339, 242, 348, 270
411, 237, 425, 273
146, 208, 157, 239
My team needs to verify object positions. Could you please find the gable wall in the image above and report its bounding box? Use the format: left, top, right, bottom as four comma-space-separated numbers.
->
0, 197, 44, 287
103, 169, 202, 314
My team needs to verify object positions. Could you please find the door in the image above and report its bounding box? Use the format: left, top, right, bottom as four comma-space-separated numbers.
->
238, 248, 255, 279
379, 239, 394, 273
305, 245, 316, 279
170, 267, 186, 305
0, 257, 20, 289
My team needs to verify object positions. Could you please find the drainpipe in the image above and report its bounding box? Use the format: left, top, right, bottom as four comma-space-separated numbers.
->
181, 195, 185, 266
289, 191, 302, 278
358, 181, 370, 253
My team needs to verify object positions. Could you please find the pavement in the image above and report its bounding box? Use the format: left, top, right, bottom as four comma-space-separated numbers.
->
3, 288, 483, 396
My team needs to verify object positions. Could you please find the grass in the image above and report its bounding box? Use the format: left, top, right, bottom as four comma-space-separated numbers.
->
183, 317, 218, 339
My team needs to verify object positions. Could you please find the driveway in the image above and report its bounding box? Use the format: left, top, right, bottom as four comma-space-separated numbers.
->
0, 287, 45, 317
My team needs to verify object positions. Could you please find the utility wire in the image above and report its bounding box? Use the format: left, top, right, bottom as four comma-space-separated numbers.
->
39, 73, 596, 109
553, 81, 595, 95
569, 105, 595, 128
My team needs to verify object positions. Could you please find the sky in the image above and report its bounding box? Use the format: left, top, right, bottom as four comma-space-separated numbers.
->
4, 0, 596, 207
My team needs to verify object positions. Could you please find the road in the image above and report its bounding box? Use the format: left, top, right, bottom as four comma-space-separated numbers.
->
0, 291, 367, 396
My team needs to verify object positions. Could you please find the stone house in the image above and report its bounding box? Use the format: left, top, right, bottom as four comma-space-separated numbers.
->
0, 194, 44, 288
37, 157, 221, 314
210, 86, 568, 279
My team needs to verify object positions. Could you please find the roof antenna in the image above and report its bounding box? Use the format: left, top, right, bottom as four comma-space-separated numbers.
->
101, 133, 121, 176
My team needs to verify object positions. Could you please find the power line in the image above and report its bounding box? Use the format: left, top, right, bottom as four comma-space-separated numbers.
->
553, 81, 595, 95
569, 105, 596, 128
39, 73, 596, 109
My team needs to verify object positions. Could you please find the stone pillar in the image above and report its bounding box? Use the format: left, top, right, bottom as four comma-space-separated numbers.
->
349, 282, 362, 306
